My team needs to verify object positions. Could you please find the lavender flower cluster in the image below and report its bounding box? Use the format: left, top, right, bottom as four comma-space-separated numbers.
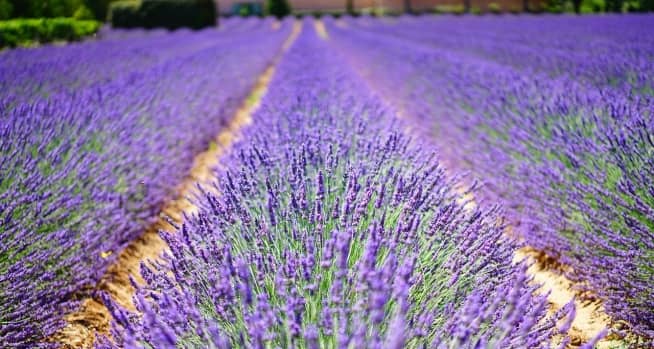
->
102, 22, 588, 348
0, 19, 291, 347
326, 15, 654, 338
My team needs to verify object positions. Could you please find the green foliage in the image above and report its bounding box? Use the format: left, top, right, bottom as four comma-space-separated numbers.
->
84, 0, 139, 21
266, 0, 290, 18
639, 0, 654, 11
488, 2, 502, 13
605, 0, 624, 11
539, 0, 649, 12
433, 4, 465, 14
0, 0, 12, 20
74, 4, 95, 19
543, 0, 565, 12
232, 2, 263, 17
110, 0, 216, 29
108, 0, 141, 28
7, 0, 86, 18
0, 18, 100, 48
3, 0, 117, 21
10, 0, 123, 21
139, 0, 216, 29
623, 0, 644, 10
581, 0, 605, 12
83, 0, 112, 21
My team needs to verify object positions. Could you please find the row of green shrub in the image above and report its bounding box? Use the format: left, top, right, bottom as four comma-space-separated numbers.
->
109, 0, 216, 29
0, 18, 100, 48
242, 0, 652, 18
438, 0, 653, 13
263, 0, 652, 16
0, 1, 135, 22
0, 0, 98, 20
544, 0, 654, 13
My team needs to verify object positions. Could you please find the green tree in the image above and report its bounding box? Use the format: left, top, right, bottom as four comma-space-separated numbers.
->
84, 0, 119, 21
0, 0, 12, 19
543, 0, 564, 12
266, 0, 290, 18
74, 4, 95, 19
605, 0, 624, 11
638, 0, 654, 10
7, 0, 86, 18
70, 0, 132, 22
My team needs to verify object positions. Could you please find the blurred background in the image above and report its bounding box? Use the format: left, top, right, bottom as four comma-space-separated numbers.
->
1, 0, 653, 65
1, 0, 653, 22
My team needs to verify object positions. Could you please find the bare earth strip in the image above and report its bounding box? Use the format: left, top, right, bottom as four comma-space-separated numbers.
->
314, 20, 624, 348
513, 248, 629, 347
51, 21, 302, 348
314, 20, 329, 40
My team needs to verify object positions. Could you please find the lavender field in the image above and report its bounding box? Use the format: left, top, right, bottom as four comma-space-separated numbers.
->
1, 15, 653, 349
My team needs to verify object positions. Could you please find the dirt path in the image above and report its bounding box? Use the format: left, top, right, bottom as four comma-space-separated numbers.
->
51, 21, 302, 349
513, 248, 624, 347
314, 20, 329, 40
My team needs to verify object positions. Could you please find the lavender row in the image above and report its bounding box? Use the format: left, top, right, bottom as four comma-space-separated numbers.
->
0, 17, 279, 105
349, 15, 654, 94
101, 21, 591, 348
326, 16, 653, 339
0, 19, 292, 347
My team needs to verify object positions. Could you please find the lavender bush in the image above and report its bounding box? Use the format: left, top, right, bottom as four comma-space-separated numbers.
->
0, 17, 280, 105
350, 15, 654, 94
326, 15, 654, 339
103, 23, 584, 348
0, 19, 291, 347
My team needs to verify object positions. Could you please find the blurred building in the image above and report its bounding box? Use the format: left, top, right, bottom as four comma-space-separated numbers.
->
217, 0, 542, 15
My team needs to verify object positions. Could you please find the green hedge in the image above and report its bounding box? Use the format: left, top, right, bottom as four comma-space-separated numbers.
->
266, 0, 290, 18
433, 5, 466, 14
109, 0, 216, 30
0, 18, 100, 48
109, 0, 141, 28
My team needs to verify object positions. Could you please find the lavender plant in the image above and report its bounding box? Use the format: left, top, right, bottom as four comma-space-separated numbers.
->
349, 15, 654, 94
0, 17, 280, 105
104, 23, 581, 348
0, 19, 292, 347
326, 15, 654, 339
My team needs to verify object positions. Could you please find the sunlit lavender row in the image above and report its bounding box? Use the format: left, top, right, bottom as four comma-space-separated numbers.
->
98, 23, 598, 349
326, 15, 654, 338
2, 12, 653, 348
0, 19, 290, 347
